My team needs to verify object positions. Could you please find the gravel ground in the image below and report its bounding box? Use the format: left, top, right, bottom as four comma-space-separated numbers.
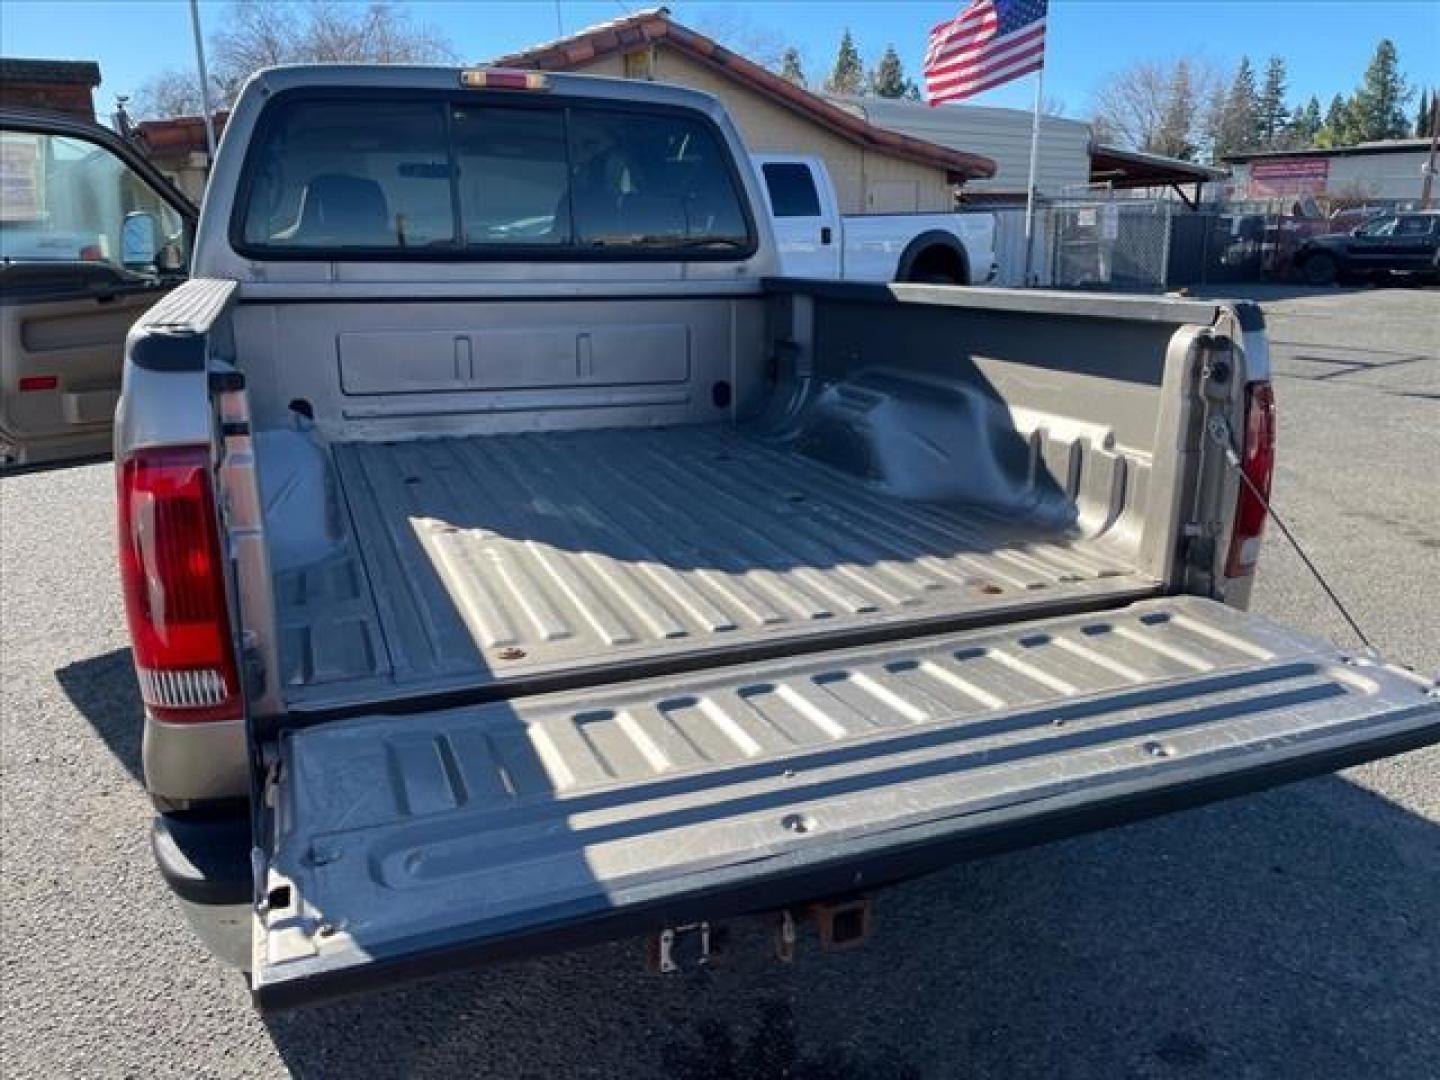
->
2, 285, 1437, 1079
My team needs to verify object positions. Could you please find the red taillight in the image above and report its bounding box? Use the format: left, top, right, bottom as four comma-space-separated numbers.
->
1224, 381, 1277, 578
79, 244, 104, 261
18, 375, 59, 391
117, 446, 241, 722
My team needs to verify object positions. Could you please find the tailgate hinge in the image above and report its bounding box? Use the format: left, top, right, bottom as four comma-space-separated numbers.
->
649, 922, 713, 974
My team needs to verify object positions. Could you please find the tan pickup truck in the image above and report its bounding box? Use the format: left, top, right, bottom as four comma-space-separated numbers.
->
110, 65, 1440, 1009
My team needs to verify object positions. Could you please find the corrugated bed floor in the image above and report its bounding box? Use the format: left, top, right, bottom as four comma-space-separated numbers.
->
278, 426, 1157, 702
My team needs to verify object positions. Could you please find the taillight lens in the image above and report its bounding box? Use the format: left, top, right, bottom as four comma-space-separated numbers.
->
117, 446, 241, 722
1224, 381, 1277, 578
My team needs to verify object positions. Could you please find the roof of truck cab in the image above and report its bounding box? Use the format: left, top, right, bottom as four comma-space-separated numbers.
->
236, 62, 746, 115
139, 65, 742, 159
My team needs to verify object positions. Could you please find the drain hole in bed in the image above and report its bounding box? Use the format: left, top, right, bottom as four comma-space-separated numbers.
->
781, 813, 816, 834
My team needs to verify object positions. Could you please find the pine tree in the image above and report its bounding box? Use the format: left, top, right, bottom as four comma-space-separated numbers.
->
1317, 93, 1349, 148
1201, 85, 1227, 163
1417, 89, 1433, 138
867, 45, 911, 99
1212, 57, 1261, 158
1295, 95, 1323, 146
824, 29, 864, 96
779, 47, 806, 87
1258, 56, 1288, 147
1349, 39, 1411, 141
1152, 60, 1198, 160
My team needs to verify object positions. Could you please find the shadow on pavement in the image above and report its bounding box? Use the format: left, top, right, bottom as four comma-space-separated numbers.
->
259, 770, 1439, 1080
1180, 281, 1440, 302
55, 647, 144, 784
1180, 283, 1372, 302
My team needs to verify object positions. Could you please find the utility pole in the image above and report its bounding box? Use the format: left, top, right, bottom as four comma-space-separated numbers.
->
1021, 64, 1047, 285
1422, 85, 1439, 209
189, 0, 218, 163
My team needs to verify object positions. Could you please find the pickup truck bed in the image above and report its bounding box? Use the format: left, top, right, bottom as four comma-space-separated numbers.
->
278, 423, 1155, 709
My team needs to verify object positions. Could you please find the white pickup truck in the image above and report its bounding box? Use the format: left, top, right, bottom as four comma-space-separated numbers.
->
752, 153, 996, 284
110, 66, 1439, 1010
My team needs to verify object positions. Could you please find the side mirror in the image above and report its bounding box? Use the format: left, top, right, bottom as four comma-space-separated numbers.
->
1349, 226, 1364, 237
120, 211, 158, 270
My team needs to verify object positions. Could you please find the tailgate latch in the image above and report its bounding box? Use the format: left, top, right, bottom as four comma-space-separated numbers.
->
650, 922, 713, 974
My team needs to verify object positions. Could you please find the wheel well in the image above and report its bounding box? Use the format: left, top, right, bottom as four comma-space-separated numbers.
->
897, 233, 970, 284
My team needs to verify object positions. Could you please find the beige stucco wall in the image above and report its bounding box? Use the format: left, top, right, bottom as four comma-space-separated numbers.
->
567, 47, 954, 214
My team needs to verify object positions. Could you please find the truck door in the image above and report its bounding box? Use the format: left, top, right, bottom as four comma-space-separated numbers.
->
753, 156, 842, 279
1344, 214, 1398, 270
0, 110, 195, 468
1389, 214, 1439, 271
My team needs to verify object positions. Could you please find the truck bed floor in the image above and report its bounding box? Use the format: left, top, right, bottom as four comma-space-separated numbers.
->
277, 426, 1158, 706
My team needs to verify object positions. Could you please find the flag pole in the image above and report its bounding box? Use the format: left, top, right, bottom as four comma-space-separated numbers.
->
1021, 64, 1045, 284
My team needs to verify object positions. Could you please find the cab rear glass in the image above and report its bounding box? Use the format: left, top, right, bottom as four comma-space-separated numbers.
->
233, 94, 756, 260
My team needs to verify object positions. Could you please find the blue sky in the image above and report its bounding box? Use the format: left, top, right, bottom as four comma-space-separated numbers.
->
2, 0, 1436, 119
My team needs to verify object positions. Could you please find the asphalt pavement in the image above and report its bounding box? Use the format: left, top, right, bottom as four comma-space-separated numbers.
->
2, 285, 1437, 1079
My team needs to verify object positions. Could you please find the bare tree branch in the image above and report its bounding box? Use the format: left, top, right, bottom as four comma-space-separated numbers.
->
689, 8, 798, 73
135, 0, 457, 118
1089, 56, 1222, 160
133, 68, 210, 120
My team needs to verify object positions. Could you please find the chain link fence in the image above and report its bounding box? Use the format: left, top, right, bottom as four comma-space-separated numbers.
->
991, 199, 1353, 292
990, 200, 1176, 291
1049, 201, 1174, 290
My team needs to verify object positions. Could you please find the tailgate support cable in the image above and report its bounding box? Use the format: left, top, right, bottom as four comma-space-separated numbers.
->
1206, 415, 1374, 653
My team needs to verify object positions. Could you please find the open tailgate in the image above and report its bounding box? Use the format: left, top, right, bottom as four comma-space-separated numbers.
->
253, 597, 1440, 1007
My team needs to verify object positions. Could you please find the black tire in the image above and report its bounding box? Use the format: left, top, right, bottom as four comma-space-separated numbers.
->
900, 241, 968, 286
1302, 252, 1337, 285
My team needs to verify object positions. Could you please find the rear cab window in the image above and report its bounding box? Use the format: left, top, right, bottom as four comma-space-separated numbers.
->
1394, 215, 1438, 237
234, 93, 755, 260
761, 163, 822, 218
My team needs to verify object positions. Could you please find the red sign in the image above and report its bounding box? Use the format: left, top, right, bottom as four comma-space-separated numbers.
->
1249, 158, 1330, 197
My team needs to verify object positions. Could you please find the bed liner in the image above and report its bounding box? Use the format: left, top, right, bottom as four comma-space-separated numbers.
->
274, 425, 1158, 708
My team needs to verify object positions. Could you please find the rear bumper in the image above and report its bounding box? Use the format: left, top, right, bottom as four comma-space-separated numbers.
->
152, 813, 253, 969
152, 812, 252, 906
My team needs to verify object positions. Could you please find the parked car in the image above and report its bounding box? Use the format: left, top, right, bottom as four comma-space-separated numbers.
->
114, 65, 1440, 1009
752, 153, 996, 283
1293, 210, 1440, 285
0, 107, 194, 468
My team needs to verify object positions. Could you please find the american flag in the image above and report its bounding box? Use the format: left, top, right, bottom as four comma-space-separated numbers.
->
924, 0, 1048, 105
